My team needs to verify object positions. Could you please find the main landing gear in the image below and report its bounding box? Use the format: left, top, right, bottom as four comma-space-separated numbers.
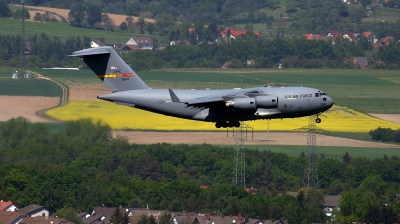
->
215, 121, 240, 128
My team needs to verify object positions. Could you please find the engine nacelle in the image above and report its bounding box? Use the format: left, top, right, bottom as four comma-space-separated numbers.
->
226, 98, 256, 110
255, 95, 278, 108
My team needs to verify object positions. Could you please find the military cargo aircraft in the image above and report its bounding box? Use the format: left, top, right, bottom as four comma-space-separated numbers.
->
71, 46, 334, 128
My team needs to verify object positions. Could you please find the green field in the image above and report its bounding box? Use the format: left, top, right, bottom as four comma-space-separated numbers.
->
27, 67, 400, 114
0, 18, 143, 44
0, 67, 62, 97
244, 145, 400, 159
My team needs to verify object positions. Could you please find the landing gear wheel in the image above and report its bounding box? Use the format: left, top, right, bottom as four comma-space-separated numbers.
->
315, 117, 321, 123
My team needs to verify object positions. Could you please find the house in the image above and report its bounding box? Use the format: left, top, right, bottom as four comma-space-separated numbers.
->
353, 57, 368, 69
196, 214, 287, 224
20, 216, 73, 224
325, 30, 341, 37
246, 60, 255, 66
324, 195, 342, 219
380, 36, 394, 46
361, 32, 378, 43
18, 205, 49, 217
113, 45, 139, 51
343, 31, 357, 42
82, 213, 105, 224
0, 200, 19, 212
173, 215, 199, 224
24, 42, 31, 57
245, 187, 258, 194
222, 61, 229, 69
253, 31, 262, 37
170, 40, 191, 46
125, 37, 153, 50
0, 211, 27, 224
91, 40, 106, 48
303, 34, 321, 40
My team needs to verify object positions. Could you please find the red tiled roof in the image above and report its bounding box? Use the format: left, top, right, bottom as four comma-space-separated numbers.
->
362, 31, 373, 38
221, 28, 247, 37
188, 28, 195, 33
326, 30, 341, 37
253, 31, 262, 36
344, 31, 357, 41
304, 34, 321, 40
0, 201, 13, 211
381, 36, 394, 43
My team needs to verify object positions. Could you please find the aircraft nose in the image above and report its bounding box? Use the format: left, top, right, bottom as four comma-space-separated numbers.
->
327, 96, 334, 108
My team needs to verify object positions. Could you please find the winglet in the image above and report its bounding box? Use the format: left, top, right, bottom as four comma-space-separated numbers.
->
168, 89, 181, 102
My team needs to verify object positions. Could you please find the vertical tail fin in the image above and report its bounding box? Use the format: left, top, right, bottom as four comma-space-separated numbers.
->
71, 46, 150, 92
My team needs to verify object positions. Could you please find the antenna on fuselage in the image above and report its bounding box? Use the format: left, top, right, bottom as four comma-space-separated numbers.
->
240, 79, 242, 89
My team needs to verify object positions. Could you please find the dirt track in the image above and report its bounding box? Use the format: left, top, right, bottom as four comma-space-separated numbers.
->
113, 131, 400, 148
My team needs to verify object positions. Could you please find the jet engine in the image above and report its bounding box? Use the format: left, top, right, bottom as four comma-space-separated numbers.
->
255, 95, 278, 108
225, 98, 256, 110
225, 95, 278, 110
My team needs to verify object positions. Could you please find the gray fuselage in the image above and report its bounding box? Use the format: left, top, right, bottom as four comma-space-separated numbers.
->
98, 86, 334, 123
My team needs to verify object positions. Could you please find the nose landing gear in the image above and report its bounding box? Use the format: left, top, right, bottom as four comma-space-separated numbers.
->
315, 116, 321, 123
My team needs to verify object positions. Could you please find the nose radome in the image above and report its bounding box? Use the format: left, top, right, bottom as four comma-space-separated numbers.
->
327, 96, 334, 108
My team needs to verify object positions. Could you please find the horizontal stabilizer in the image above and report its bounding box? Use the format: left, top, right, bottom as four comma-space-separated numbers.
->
70, 47, 111, 57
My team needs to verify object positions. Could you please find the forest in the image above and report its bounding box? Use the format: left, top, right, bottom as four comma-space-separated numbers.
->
1, 32, 400, 70
0, 117, 399, 223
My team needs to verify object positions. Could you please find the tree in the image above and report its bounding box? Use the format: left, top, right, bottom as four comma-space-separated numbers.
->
349, 7, 365, 24
337, 3, 349, 17
110, 207, 129, 224
86, 5, 102, 27
137, 214, 149, 224
342, 152, 352, 164
13, 9, 30, 20
359, 0, 371, 6
146, 22, 155, 35
55, 207, 82, 224
0, 0, 10, 18
68, 4, 86, 27
159, 212, 173, 224
119, 22, 128, 31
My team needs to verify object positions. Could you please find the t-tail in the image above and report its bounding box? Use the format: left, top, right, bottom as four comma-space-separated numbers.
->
71, 46, 150, 92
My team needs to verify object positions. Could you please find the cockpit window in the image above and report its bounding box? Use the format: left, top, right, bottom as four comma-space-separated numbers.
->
315, 92, 326, 97
315, 93, 319, 97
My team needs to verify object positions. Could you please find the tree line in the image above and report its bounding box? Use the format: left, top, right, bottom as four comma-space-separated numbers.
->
121, 37, 400, 70
0, 117, 399, 223
0, 33, 90, 68
370, 127, 400, 143
1, 32, 400, 69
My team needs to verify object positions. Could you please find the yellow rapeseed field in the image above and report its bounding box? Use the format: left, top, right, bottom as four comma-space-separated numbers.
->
46, 100, 400, 132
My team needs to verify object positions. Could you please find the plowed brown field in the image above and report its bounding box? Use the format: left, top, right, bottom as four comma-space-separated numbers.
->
22, 5, 155, 24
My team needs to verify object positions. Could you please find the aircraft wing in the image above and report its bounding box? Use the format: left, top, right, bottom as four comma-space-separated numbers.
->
168, 89, 260, 106
184, 94, 249, 105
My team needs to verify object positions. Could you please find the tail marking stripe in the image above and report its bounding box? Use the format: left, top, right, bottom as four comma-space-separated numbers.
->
98, 73, 135, 79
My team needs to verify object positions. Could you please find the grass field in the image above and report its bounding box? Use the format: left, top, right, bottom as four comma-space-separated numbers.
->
0, 18, 140, 44
0, 68, 62, 97
243, 145, 400, 159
